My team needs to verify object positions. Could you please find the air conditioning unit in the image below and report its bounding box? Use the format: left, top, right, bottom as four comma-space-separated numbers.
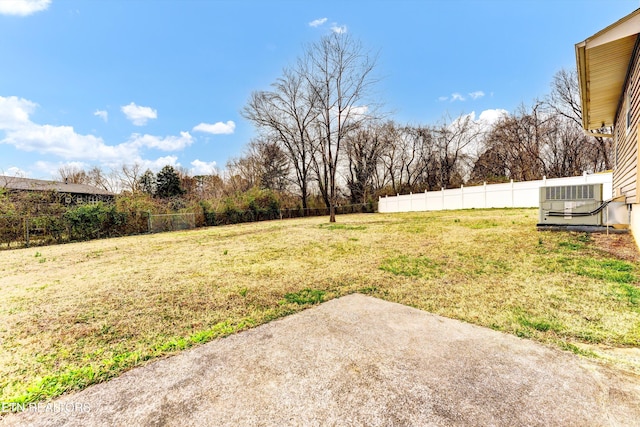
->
539, 184, 603, 226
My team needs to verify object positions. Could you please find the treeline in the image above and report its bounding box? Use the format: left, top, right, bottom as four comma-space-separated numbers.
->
0, 162, 370, 248
2, 35, 613, 236
236, 35, 611, 216
12, 67, 610, 233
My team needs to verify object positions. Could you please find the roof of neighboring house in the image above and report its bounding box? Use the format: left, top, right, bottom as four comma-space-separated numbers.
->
0, 176, 114, 196
575, 8, 640, 131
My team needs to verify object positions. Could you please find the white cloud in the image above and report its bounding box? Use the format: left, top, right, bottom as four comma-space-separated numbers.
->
4, 166, 29, 177
0, 0, 50, 16
94, 109, 108, 122
438, 96, 448, 102
138, 156, 180, 172
469, 91, 485, 100
450, 93, 465, 102
0, 96, 37, 129
309, 17, 327, 27
478, 108, 508, 125
331, 23, 347, 34
190, 159, 217, 176
192, 120, 235, 135
452, 109, 508, 137
127, 131, 193, 151
121, 102, 157, 126
2, 124, 137, 161
0, 96, 194, 175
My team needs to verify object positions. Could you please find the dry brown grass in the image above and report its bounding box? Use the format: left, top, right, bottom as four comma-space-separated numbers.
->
1, 208, 639, 405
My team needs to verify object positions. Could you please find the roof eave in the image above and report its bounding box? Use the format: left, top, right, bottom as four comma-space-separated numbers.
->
575, 41, 589, 130
575, 8, 640, 131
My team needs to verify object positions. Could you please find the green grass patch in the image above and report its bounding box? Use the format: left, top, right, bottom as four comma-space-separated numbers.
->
319, 223, 367, 231
555, 341, 598, 358
379, 255, 442, 278
517, 315, 563, 333
614, 283, 640, 306
465, 219, 498, 229
558, 241, 585, 251
574, 259, 636, 284
282, 288, 326, 305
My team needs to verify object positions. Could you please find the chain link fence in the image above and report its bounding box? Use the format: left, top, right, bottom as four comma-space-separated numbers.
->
202, 203, 375, 226
148, 213, 196, 233
0, 212, 149, 249
1, 203, 376, 250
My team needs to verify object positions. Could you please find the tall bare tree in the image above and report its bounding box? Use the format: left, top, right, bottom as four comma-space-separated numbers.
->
243, 67, 317, 211
303, 33, 378, 222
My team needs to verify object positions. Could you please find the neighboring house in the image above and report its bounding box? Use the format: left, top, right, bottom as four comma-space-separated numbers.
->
0, 176, 114, 205
575, 8, 640, 247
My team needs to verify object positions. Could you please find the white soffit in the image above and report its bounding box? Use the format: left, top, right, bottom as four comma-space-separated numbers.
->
576, 9, 640, 130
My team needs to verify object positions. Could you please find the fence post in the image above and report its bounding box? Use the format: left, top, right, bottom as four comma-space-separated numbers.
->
442, 188, 445, 211
424, 189, 428, 211
511, 179, 514, 207
483, 182, 487, 208
147, 210, 152, 233
24, 217, 29, 248
409, 192, 413, 212
461, 185, 464, 209
397, 194, 400, 213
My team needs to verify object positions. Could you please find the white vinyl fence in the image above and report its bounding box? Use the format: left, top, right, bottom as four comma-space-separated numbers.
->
378, 172, 613, 213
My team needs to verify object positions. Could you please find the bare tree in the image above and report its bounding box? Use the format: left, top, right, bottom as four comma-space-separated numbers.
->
243, 67, 317, 210
540, 114, 591, 178
469, 146, 509, 184
344, 124, 388, 203
482, 103, 549, 181
57, 165, 87, 184
194, 174, 224, 200
225, 155, 261, 193
253, 139, 290, 192
394, 125, 433, 192
87, 166, 118, 193
226, 138, 291, 193
119, 163, 144, 193
547, 68, 612, 171
432, 113, 481, 188
303, 33, 378, 222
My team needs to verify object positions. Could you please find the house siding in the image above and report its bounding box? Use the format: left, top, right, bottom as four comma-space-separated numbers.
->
613, 39, 640, 203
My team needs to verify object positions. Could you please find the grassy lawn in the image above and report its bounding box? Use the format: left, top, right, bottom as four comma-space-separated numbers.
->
1, 208, 639, 405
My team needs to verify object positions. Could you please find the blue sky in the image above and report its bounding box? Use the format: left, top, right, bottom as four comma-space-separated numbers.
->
0, 0, 637, 179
